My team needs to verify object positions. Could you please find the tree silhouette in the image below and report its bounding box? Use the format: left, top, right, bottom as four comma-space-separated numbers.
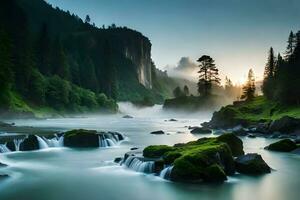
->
197, 55, 220, 96
241, 69, 255, 101
85, 15, 91, 24
262, 47, 276, 99
183, 85, 189, 96
173, 86, 184, 98
284, 31, 296, 60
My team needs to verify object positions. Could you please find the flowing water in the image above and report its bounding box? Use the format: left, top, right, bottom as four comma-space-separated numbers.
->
0, 103, 299, 200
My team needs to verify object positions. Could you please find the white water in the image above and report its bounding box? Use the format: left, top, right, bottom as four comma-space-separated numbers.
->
123, 156, 154, 173
0, 144, 11, 153
159, 166, 173, 179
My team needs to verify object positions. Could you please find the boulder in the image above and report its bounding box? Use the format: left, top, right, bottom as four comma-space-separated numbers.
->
130, 147, 138, 150
0, 174, 9, 179
190, 127, 212, 134
235, 153, 271, 175
122, 115, 133, 119
143, 136, 238, 183
247, 134, 256, 138
169, 119, 177, 122
6, 141, 16, 151
269, 116, 300, 133
265, 139, 297, 152
0, 162, 7, 167
63, 129, 99, 148
114, 157, 122, 163
291, 148, 300, 155
150, 130, 165, 135
20, 135, 39, 151
217, 133, 244, 157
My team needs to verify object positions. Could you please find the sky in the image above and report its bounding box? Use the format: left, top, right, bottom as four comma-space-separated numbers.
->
46, 0, 300, 84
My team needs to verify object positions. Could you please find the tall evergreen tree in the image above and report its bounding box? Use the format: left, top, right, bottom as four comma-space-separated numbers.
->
51, 37, 70, 80
241, 69, 255, 101
183, 85, 190, 96
262, 47, 276, 99
197, 55, 220, 96
284, 31, 296, 60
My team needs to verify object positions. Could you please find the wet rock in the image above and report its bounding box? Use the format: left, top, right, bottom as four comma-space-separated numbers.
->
269, 116, 300, 134
6, 141, 16, 151
217, 133, 244, 157
168, 119, 177, 122
130, 147, 138, 150
114, 157, 122, 163
0, 174, 9, 179
20, 135, 39, 151
235, 153, 271, 175
150, 130, 165, 135
291, 148, 300, 155
122, 115, 133, 119
0, 162, 7, 167
63, 129, 99, 148
247, 134, 256, 138
190, 127, 212, 134
265, 139, 297, 152
231, 125, 248, 136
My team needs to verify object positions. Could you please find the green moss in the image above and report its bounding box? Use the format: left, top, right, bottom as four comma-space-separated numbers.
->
266, 139, 297, 152
212, 96, 300, 125
63, 129, 99, 148
143, 145, 175, 158
217, 133, 244, 157
142, 134, 241, 182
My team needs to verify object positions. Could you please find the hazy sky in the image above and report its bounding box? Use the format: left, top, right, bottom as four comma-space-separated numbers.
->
46, 0, 300, 84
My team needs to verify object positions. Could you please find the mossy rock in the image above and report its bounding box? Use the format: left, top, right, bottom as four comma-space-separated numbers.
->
20, 135, 39, 151
235, 153, 271, 175
142, 134, 243, 182
265, 139, 297, 152
143, 145, 175, 158
217, 133, 244, 157
63, 129, 99, 148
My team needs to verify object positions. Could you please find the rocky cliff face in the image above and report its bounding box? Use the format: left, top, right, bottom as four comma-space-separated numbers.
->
124, 37, 152, 89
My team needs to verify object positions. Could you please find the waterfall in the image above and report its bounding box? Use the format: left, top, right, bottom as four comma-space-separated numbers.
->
160, 166, 173, 180
98, 134, 119, 147
123, 156, 154, 173
42, 136, 64, 147
36, 136, 49, 149
0, 144, 11, 153
13, 138, 24, 151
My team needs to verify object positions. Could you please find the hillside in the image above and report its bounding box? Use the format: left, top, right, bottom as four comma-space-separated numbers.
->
0, 0, 186, 117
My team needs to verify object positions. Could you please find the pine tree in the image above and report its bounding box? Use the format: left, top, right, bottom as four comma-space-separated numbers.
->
284, 31, 296, 60
241, 69, 255, 101
51, 37, 70, 80
173, 86, 183, 98
197, 55, 220, 96
183, 85, 189, 96
85, 15, 91, 24
262, 47, 276, 99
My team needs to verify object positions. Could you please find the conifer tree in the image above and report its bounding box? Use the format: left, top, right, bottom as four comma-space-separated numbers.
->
241, 69, 255, 101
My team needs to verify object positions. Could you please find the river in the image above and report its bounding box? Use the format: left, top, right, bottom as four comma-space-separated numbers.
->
0, 103, 299, 200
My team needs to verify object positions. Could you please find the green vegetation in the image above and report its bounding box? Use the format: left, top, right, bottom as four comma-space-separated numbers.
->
209, 96, 300, 128
63, 129, 99, 148
143, 134, 243, 182
265, 139, 297, 152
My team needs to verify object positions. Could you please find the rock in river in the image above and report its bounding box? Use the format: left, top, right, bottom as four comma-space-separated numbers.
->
190, 127, 212, 134
235, 153, 271, 175
265, 139, 297, 152
150, 130, 165, 135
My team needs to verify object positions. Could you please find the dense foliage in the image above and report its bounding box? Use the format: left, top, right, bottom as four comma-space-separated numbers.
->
0, 0, 177, 114
262, 31, 300, 105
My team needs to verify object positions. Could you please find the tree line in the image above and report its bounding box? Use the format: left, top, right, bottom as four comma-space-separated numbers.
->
262, 31, 300, 105
0, 0, 117, 112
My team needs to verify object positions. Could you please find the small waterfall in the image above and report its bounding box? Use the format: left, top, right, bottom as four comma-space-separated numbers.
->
123, 156, 155, 173
0, 144, 11, 153
13, 138, 24, 151
160, 166, 173, 180
42, 136, 64, 147
98, 134, 118, 147
36, 136, 49, 149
